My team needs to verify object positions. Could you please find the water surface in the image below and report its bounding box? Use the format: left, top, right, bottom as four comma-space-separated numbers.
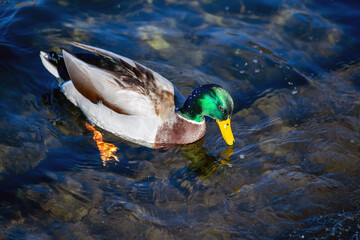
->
0, 0, 360, 239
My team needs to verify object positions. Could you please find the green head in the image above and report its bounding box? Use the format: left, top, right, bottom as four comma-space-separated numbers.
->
179, 84, 234, 122
179, 84, 235, 145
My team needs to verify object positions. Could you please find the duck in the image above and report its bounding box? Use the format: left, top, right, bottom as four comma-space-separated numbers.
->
40, 42, 234, 149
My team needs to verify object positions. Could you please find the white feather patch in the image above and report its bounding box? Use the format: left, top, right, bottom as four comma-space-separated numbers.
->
40, 51, 60, 78
61, 81, 161, 146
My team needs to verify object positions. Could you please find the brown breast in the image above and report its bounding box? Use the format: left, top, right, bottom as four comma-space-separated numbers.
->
154, 114, 206, 148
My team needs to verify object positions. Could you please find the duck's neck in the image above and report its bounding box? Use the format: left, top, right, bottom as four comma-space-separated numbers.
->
176, 111, 204, 124
178, 109, 204, 122
178, 98, 205, 123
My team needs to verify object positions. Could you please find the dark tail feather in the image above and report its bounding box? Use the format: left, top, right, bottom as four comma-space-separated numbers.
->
40, 51, 70, 84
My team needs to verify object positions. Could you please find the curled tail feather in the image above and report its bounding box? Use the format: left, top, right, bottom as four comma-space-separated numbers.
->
40, 51, 70, 84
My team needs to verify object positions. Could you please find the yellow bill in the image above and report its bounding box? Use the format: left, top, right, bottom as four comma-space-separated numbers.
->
216, 118, 235, 145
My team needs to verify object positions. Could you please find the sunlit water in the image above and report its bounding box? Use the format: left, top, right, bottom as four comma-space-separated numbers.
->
1, 0, 360, 239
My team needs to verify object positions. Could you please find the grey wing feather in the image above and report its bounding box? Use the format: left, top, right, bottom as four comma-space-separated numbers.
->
68, 42, 176, 118
62, 49, 159, 117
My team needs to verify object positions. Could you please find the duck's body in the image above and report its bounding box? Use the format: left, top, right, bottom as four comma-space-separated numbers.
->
61, 77, 206, 148
40, 42, 233, 148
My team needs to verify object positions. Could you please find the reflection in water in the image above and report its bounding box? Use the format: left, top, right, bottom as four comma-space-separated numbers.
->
182, 141, 234, 180
41, 88, 87, 136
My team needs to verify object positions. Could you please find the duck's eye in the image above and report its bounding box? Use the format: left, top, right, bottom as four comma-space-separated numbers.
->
218, 105, 225, 113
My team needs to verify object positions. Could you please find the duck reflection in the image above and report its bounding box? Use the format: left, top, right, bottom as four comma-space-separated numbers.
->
41, 88, 88, 136
180, 140, 234, 180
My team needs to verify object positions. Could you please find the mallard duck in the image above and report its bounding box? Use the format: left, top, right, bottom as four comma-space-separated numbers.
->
40, 42, 234, 148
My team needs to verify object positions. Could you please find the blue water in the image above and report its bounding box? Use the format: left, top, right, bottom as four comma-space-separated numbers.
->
1, 0, 360, 239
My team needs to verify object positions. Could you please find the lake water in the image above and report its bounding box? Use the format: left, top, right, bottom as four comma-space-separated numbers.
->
1, 0, 360, 239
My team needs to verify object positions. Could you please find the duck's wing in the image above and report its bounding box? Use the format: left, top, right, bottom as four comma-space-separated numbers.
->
62, 43, 175, 118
